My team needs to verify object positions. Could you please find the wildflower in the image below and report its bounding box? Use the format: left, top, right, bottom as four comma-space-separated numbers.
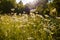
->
51, 32, 54, 34
11, 13, 14, 15
27, 37, 34, 40
39, 15, 43, 18
24, 14, 28, 18
19, 13, 22, 16
14, 19, 19, 22
23, 11, 26, 14
44, 19, 51, 22
45, 15, 49, 17
44, 19, 48, 21
38, 15, 44, 18
22, 19, 28, 23
56, 17, 60, 19
30, 14, 35, 18
36, 12, 38, 14
44, 28, 53, 34
14, 13, 17, 16
43, 24, 48, 28
12, 16, 16, 20
30, 13, 33, 15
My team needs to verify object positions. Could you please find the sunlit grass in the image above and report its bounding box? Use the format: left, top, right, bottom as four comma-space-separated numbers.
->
0, 13, 60, 40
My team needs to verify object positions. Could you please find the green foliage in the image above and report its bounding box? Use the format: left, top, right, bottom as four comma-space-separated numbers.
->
36, 0, 48, 15
0, 0, 16, 13
52, 0, 60, 16
16, 0, 24, 13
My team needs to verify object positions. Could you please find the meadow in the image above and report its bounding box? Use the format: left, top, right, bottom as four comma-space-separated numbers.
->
0, 13, 60, 40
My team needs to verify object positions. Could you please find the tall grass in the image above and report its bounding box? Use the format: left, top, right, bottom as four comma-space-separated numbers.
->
0, 13, 60, 40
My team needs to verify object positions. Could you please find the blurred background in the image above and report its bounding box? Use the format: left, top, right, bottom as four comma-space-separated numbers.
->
0, 0, 60, 17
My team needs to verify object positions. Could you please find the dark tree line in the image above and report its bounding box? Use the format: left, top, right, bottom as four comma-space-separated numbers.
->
0, 0, 30, 15
0, 0, 60, 16
0, 0, 16, 14
14, 5, 30, 15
